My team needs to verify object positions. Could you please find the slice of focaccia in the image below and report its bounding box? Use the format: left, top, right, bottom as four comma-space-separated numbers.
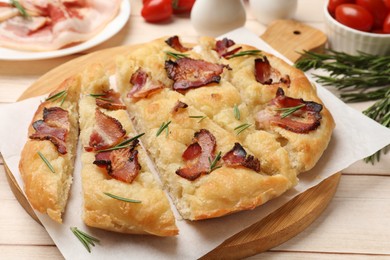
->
79, 64, 178, 236
19, 76, 81, 223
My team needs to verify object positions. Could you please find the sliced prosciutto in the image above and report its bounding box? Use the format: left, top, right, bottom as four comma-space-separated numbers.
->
95, 89, 126, 110
214, 38, 242, 58
86, 109, 126, 152
256, 88, 323, 134
165, 57, 228, 91
176, 129, 217, 181
128, 68, 164, 101
30, 107, 69, 154
165, 35, 191, 52
0, 4, 19, 22
0, 0, 121, 51
222, 143, 260, 172
93, 140, 141, 183
255, 57, 290, 86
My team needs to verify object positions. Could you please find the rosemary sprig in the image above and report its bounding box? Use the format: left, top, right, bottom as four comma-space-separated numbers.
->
37, 151, 55, 173
227, 50, 263, 59
46, 90, 67, 106
165, 51, 188, 59
10, 0, 29, 18
156, 121, 171, 137
70, 227, 100, 253
295, 49, 390, 163
104, 192, 142, 203
277, 104, 305, 118
208, 151, 222, 173
189, 115, 206, 122
234, 123, 252, 135
98, 133, 145, 153
233, 104, 240, 120
88, 93, 113, 102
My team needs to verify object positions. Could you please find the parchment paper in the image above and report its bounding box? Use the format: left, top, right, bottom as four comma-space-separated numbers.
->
1, 28, 390, 259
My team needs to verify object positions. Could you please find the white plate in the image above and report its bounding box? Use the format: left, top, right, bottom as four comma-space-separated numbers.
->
0, 0, 130, 61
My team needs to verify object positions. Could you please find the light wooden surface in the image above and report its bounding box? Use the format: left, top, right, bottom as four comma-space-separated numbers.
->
1, 0, 389, 259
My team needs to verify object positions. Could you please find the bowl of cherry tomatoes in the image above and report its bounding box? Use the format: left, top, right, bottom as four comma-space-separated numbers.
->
324, 0, 390, 55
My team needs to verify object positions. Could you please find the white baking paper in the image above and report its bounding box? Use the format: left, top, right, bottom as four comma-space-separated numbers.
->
1, 28, 390, 259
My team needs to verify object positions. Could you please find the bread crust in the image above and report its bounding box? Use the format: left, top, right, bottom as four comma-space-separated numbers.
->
19, 75, 80, 223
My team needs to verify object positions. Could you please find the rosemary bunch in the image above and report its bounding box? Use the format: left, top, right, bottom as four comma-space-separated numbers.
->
295, 50, 390, 164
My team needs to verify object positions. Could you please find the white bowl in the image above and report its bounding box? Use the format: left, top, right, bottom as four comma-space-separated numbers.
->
323, 3, 390, 55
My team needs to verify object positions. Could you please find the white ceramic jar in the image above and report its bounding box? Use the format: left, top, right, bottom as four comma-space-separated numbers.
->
191, 0, 246, 36
249, 0, 298, 25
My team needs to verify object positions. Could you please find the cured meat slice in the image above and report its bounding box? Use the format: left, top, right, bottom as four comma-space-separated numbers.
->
165, 35, 191, 52
128, 68, 164, 100
214, 38, 242, 58
95, 89, 126, 110
222, 143, 260, 172
255, 57, 290, 86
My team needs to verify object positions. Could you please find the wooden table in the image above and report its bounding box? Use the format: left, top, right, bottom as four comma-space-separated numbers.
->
1, 0, 389, 259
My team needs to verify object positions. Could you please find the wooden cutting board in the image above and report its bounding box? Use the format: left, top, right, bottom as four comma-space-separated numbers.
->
5, 20, 339, 259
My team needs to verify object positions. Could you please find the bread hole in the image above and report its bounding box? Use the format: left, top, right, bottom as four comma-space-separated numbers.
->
276, 136, 288, 147
293, 30, 301, 35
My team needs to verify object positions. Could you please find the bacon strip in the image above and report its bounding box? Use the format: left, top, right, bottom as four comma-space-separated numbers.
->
214, 38, 242, 58
86, 109, 126, 151
30, 107, 69, 154
176, 129, 217, 181
254, 57, 290, 86
128, 68, 164, 101
95, 89, 126, 110
255, 88, 323, 134
93, 140, 141, 184
222, 143, 260, 172
165, 58, 228, 91
165, 35, 192, 52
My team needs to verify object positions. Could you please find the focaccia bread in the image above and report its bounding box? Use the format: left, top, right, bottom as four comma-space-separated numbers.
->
116, 36, 335, 220
79, 64, 178, 236
19, 76, 81, 223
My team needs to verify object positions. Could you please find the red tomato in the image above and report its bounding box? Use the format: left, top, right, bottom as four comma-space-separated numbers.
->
172, 0, 196, 14
141, 0, 173, 23
327, 0, 354, 16
356, 0, 389, 29
335, 4, 374, 31
384, 13, 390, 33
383, 0, 390, 9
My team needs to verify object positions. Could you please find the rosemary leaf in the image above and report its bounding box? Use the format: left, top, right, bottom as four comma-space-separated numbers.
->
46, 90, 67, 103
104, 192, 142, 203
234, 123, 252, 135
233, 104, 240, 120
37, 151, 55, 173
10, 0, 29, 18
70, 227, 100, 253
165, 51, 188, 59
208, 151, 222, 173
189, 115, 206, 122
277, 104, 305, 118
227, 50, 263, 59
98, 133, 145, 153
89, 93, 106, 97
88, 94, 113, 102
156, 121, 171, 137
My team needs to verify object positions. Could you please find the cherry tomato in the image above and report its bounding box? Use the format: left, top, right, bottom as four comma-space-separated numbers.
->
356, 0, 389, 29
383, 13, 390, 33
335, 4, 374, 31
327, 0, 354, 16
383, 0, 390, 9
141, 0, 173, 23
172, 0, 196, 14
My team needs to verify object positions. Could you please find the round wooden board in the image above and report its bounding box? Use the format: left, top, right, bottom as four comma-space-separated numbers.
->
5, 23, 340, 258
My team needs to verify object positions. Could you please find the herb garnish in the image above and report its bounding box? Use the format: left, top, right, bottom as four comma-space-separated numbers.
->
233, 104, 240, 120
46, 90, 67, 106
10, 0, 29, 18
227, 50, 263, 59
98, 133, 145, 153
37, 151, 55, 173
156, 121, 171, 137
165, 51, 188, 59
234, 123, 252, 135
89, 93, 113, 102
104, 192, 142, 203
70, 227, 100, 253
277, 104, 305, 118
208, 151, 222, 173
189, 115, 206, 122
295, 50, 390, 163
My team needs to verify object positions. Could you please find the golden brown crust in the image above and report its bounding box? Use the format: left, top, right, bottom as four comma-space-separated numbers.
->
79, 64, 178, 236
19, 75, 81, 223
